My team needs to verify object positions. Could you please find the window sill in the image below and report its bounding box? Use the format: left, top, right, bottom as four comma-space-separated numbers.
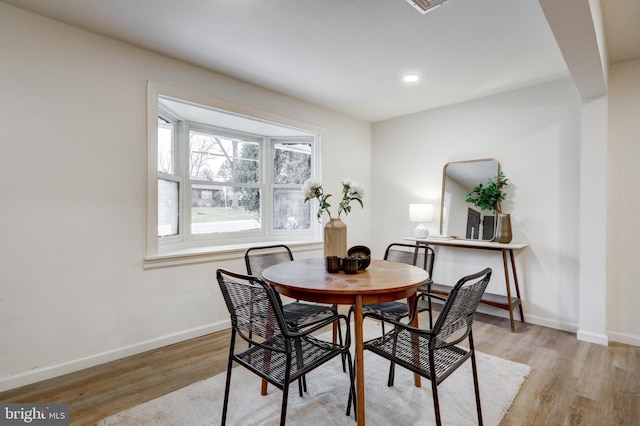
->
144, 240, 323, 270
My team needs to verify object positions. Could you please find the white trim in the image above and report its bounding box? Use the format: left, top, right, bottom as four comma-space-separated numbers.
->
147, 82, 161, 257
144, 241, 323, 270
608, 330, 640, 347
149, 81, 324, 135
0, 321, 230, 393
577, 329, 609, 346
476, 306, 579, 334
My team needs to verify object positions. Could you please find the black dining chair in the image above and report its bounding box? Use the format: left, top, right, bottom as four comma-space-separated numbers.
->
216, 269, 356, 426
363, 267, 492, 426
245, 244, 345, 383
358, 243, 436, 333
245, 245, 341, 330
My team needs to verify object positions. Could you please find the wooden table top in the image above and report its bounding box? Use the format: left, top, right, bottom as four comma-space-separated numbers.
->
262, 258, 430, 301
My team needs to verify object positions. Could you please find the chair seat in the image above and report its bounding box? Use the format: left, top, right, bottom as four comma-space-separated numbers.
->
362, 300, 430, 323
283, 302, 338, 328
364, 329, 471, 384
235, 333, 345, 387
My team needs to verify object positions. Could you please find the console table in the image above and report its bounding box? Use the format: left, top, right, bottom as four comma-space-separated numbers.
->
405, 237, 528, 332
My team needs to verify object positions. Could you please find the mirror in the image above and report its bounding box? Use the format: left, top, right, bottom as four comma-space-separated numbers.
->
440, 158, 500, 240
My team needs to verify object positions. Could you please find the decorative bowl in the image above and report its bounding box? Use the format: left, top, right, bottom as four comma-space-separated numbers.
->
347, 245, 371, 270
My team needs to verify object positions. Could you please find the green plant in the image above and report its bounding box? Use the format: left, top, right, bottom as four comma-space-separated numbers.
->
465, 171, 509, 213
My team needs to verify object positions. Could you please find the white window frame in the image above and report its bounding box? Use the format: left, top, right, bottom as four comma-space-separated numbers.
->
156, 109, 183, 243
146, 82, 323, 263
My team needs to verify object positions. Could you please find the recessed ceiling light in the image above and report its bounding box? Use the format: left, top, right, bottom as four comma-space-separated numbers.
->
403, 75, 420, 83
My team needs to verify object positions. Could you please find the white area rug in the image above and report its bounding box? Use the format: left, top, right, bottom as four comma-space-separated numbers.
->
99, 323, 530, 425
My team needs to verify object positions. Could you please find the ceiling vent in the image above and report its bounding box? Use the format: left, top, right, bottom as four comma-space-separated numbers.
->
405, 0, 448, 14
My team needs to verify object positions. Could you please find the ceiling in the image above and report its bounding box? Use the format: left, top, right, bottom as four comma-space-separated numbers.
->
3, 0, 639, 122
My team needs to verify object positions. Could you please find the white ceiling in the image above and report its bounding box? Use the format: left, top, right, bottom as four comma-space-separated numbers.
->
3, 0, 639, 122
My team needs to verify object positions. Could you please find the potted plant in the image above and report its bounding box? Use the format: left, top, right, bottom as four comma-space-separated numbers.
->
302, 178, 365, 257
465, 172, 512, 243
465, 171, 508, 213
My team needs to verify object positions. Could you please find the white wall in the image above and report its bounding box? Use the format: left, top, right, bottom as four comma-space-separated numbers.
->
371, 79, 584, 330
0, 4, 371, 391
578, 95, 608, 345
607, 59, 640, 346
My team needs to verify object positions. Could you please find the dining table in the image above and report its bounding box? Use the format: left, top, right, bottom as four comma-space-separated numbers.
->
262, 257, 430, 425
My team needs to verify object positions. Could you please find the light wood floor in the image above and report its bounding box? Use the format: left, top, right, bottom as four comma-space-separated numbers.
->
2, 312, 639, 425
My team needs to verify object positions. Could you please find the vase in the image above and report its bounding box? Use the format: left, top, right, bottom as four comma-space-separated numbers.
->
495, 213, 513, 244
324, 218, 347, 258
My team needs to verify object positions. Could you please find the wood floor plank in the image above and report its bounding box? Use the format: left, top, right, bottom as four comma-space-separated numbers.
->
1, 313, 639, 425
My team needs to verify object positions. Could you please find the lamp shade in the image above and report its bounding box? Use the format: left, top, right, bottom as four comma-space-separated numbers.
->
409, 203, 434, 223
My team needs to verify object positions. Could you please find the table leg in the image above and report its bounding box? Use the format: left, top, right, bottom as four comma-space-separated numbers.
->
407, 291, 422, 387
354, 295, 365, 426
501, 249, 516, 332
509, 250, 525, 322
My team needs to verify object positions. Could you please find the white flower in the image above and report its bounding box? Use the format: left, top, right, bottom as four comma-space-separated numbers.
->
349, 181, 365, 200
302, 178, 322, 199
303, 177, 364, 221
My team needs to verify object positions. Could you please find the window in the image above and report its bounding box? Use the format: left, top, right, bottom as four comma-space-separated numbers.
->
272, 140, 313, 230
187, 127, 262, 235
147, 83, 321, 255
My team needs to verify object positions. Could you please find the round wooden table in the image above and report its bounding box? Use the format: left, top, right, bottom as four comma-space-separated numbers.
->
262, 258, 430, 426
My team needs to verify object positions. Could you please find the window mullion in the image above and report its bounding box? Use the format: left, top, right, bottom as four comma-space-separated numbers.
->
263, 137, 273, 233
177, 119, 189, 241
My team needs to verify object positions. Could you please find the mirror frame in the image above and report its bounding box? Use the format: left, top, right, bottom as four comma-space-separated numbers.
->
440, 158, 500, 240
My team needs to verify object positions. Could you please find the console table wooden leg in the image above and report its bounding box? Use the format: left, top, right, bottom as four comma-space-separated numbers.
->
502, 249, 516, 332
509, 250, 525, 322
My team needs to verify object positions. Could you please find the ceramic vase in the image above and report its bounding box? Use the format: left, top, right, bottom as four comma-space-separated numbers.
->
324, 218, 347, 258
495, 213, 513, 244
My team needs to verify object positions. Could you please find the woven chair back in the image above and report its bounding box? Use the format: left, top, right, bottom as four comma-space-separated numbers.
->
245, 244, 294, 277
384, 243, 435, 276
431, 268, 492, 347
216, 270, 287, 347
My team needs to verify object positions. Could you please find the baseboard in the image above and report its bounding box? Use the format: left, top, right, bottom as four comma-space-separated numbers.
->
0, 320, 230, 393
607, 330, 640, 347
475, 305, 578, 333
577, 329, 609, 346
522, 313, 578, 333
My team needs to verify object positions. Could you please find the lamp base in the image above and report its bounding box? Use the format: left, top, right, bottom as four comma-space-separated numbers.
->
412, 223, 430, 239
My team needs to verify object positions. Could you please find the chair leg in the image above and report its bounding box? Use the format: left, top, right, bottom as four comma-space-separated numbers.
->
297, 377, 304, 397
342, 306, 355, 373
431, 376, 442, 426
346, 352, 357, 421
469, 333, 483, 425
280, 357, 292, 426
221, 333, 237, 426
387, 360, 396, 387
428, 353, 442, 426
280, 384, 290, 426
387, 327, 400, 387
293, 337, 305, 397
338, 318, 346, 373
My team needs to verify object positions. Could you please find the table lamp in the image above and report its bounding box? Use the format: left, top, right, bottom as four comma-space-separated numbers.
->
409, 203, 434, 239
